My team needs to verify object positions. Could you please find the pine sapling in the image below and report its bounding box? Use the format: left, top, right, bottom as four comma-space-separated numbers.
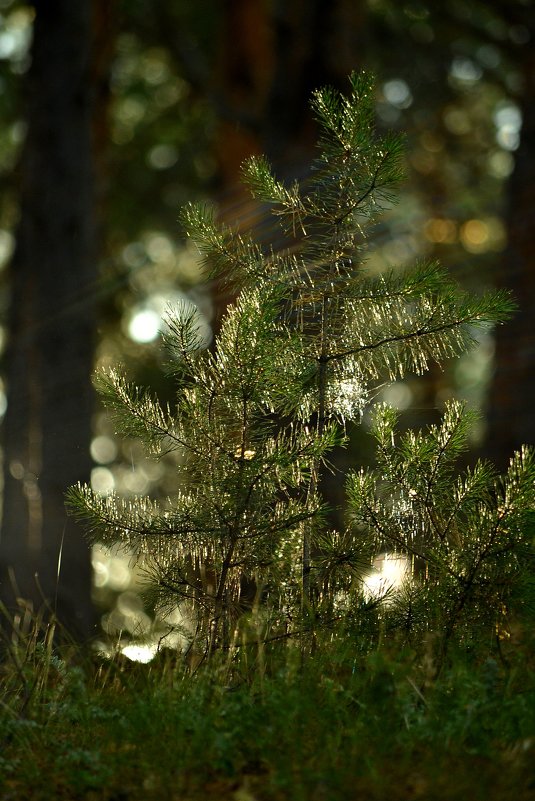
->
67, 73, 516, 658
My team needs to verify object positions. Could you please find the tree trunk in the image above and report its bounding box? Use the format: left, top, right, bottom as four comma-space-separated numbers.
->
0, 0, 107, 640
484, 18, 535, 467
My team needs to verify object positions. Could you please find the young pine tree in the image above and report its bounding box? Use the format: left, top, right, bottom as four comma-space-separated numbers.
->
67, 73, 517, 658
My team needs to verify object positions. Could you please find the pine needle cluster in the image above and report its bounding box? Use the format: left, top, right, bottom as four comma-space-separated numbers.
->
67, 73, 529, 664
348, 401, 535, 667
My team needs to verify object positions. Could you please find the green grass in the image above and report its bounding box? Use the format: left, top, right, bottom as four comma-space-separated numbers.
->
1, 626, 535, 801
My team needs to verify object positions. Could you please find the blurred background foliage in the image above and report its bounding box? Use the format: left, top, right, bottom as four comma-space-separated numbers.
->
0, 0, 533, 648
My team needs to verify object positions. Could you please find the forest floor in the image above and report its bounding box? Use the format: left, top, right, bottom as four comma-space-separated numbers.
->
1, 634, 535, 800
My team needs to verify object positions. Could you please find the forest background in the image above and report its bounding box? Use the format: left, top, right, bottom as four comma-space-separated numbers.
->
0, 0, 533, 647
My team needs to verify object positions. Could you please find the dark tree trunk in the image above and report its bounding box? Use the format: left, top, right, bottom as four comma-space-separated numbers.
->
484, 18, 535, 468
0, 0, 108, 640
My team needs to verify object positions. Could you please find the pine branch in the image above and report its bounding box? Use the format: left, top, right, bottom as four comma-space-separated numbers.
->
179, 202, 265, 286
94, 368, 204, 459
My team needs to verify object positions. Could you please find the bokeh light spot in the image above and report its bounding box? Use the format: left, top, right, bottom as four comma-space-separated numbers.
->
90, 435, 118, 465
383, 78, 413, 109
127, 308, 161, 343
460, 219, 489, 252
494, 102, 522, 151
121, 644, 157, 663
90, 466, 115, 495
424, 218, 457, 244
488, 150, 514, 179
148, 144, 178, 170
0, 229, 14, 269
449, 57, 482, 84
362, 553, 411, 604
381, 382, 413, 410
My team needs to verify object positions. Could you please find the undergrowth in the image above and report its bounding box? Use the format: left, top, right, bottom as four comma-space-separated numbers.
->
1, 617, 534, 801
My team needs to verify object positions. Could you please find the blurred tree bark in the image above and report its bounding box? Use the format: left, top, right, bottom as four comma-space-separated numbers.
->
209, 0, 367, 317
484, 6, 535, 467
215, 0, 368, 181
0, 0, 112, 640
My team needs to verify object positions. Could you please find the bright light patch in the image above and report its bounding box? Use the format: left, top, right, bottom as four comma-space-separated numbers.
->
165, 297, 213, 351
145, 233, 174, 263
121, 467, 150, 494
141, 52, 169, 85
450, 57, 482, 83
381, 235, 419, 265
117, 591, 143, 615
116, 96, 145, 126
496, 127, 520, 152
329, 377, 367, 421
381, 382, 413, 410
0, 383, 7, 418
126, 291, 212, 348
362, 552, 411, 604
90, 435, 118, 465
234, 447, 256, 460
128, 308, 161, 343
424, 218, 457, 244
121, 644, 158, 663
91, 466, 115, 495
92, 547, 132, 591
92, 560, 109, 589
458, 217, 506, 254
123, 610, 152, 636
122, 241, 146, 268
494, 102, 522, 151
0, 229, 14, 269
460, 219, 489, 253
0, 8, 33, 61
488, 150, 514, 179
383, 79, 413, 109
